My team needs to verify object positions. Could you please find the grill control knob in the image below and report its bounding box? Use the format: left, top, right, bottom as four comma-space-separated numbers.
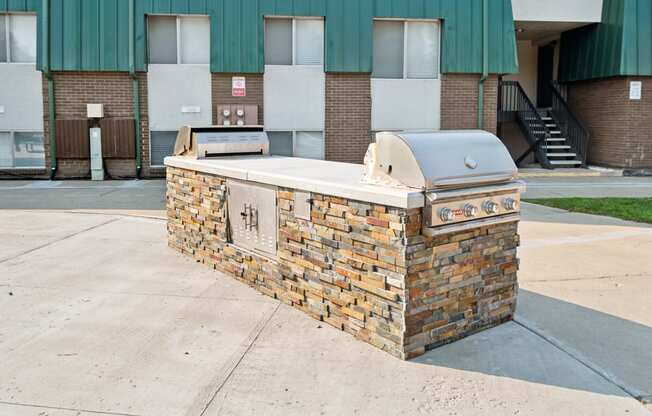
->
483, 201, 500, 214
463, 204, 478, 218
503, 197, 519, 211
440, 208, 455, 222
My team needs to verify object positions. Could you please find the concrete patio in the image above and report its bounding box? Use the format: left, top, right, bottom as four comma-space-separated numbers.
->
0, 180, 651, 415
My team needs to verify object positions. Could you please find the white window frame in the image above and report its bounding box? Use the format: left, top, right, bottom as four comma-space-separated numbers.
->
264, 16, 324, 67
266, 130, 325, 159
0, 130, 45, 169
372, 19, 441, 80
0, 12, 37, 64
147, 14, 210, 65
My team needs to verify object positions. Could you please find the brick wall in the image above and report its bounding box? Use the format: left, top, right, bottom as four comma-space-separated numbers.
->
167, 166, 520, 359
31, 71, 504, 180
42, 72, 150, 179
211, 74, 264, 125
137, 73, 159, 178
568, 77, 652, 169
441, 74, 498, 134
325, 74, 372, 164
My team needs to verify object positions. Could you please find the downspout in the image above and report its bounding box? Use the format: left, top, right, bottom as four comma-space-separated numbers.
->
129, 0, 142, 178
43, 0, 57, 179
477, 0, 489, 130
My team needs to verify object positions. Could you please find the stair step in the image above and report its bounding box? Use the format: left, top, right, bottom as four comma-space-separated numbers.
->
543, 145, 571, 150
546, 138, 566, 142
550, 160, 583, 165
547, 153, 577, 157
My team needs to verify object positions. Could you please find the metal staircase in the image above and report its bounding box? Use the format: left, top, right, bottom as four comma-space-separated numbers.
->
498, 80, 590, 169
537, 110, 583, 167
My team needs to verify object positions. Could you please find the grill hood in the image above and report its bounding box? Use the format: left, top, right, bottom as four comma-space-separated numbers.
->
365, 130, 517, 191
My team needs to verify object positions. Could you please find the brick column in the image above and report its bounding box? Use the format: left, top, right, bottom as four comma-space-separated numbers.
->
441, 73, 498, 134
44, 72, 148, 179
211, 74, 264, 125
325, 74, 372, 164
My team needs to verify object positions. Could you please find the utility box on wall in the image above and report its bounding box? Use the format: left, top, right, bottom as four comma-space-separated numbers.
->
217, 105, 259, 127
87, 104, 104, 119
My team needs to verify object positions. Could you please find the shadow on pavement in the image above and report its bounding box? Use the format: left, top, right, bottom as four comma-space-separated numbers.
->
412, 290, 650, 401
516, 290, 652, 400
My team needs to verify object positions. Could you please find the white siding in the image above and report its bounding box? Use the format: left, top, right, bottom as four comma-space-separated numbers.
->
504, 40, 539, 103
371, 79, 440, 131
147, 64, 212, 131
512, 0, 603, 23
264, 66, 325, 131
0, 64, 43, 131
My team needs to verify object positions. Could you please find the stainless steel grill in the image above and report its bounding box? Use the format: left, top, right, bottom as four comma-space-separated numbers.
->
363, 130, 524, 232
173, 126, 269, 158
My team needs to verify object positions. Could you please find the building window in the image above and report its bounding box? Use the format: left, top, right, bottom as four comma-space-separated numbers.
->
150, 131, 178, 166
0, 132, 45, 168
372, 20, 440, 79
264, 18, 324, 66
0, 14, 37, 63
148, 15, 210, 64
268, 131, 324, 160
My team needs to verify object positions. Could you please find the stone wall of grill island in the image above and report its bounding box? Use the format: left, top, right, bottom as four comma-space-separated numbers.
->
166, 166, 520, 359
403, 220, 520, 358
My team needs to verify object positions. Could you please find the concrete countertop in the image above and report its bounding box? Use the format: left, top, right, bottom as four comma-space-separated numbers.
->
164, 156, 425, 209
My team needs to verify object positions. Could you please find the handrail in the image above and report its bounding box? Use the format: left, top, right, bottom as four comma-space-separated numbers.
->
498, 80, 552, 169
549, 81, 590, 166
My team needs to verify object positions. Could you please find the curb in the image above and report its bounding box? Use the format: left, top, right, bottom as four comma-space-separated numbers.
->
624, 169, 652, 177
518, 167, 624, 178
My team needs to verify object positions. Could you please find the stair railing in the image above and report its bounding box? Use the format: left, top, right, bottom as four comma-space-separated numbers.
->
498, 80, 553, 169
549, 81, 590, 167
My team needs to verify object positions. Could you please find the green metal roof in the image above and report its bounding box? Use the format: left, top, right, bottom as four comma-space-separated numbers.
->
32, 0, 519, 74
559, 0, 652, 82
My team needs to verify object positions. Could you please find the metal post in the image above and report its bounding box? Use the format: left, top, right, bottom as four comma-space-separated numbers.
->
477, 0, 489, 130
129, 0, 142, 178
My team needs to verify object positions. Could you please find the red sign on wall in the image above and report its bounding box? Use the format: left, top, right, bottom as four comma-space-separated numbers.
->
232, 77, 246, 97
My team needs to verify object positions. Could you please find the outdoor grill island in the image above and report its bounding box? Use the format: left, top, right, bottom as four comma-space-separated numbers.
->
165, 128, 523, 359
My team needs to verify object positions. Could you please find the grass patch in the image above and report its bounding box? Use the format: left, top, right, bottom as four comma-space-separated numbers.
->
524, 198, 652, 224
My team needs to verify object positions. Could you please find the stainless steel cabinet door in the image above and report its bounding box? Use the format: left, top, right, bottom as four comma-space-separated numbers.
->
227, 180, 277, 256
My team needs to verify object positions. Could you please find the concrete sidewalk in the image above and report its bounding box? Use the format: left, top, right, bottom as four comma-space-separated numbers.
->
2, 176, 652, 210
522, 176, 652, 198
1, 206, 651, 415
0, 180, 166, 211
517, 203, 652, 406
3, 177, 652, 211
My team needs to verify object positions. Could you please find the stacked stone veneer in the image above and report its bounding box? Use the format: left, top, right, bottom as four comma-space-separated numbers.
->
167, 166, 520, 359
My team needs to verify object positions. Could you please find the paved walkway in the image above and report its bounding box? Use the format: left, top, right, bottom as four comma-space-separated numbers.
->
522, 176, 652, 198
1, 195, 651, 414
2, 176, 652, 211
0, 180, 166, 211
